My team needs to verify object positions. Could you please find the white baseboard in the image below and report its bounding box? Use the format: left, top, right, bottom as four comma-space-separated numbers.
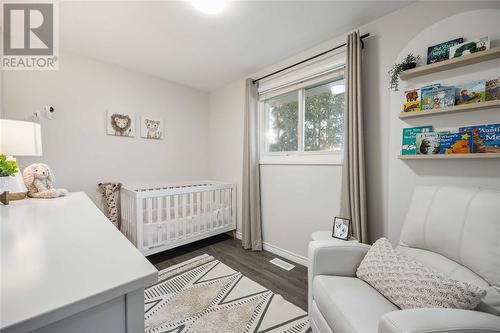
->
235, 231, 308, 267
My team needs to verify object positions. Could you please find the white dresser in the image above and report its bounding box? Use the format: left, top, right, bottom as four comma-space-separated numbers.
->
0, 193, 158, 333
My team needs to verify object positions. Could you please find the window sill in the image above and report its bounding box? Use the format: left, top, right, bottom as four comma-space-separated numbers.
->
259, 154, 343, 166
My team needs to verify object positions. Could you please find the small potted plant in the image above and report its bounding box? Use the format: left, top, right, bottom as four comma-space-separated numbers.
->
388, 53, 420, 91
0, 154, 19, 202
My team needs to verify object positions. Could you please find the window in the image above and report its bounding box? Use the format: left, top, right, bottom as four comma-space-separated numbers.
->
260, 76, 345, 164
264, 90, 299, 153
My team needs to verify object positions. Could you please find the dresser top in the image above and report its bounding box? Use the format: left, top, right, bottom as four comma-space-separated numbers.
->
1, 192, 157, 332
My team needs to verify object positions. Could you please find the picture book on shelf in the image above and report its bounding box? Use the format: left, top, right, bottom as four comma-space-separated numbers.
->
421, 84, 453, 110
459, 123, 500, 153
455, 80, 486, 105
402, 126, 433, 155
416, 132, 440, 155
436, 87, 455, 108
439, 132, 473, 154
421, 84, 440, 110
486, 79, 500, 101
450, 36, 490, 58
403, 89, 421, 113
427, 37, 463, 64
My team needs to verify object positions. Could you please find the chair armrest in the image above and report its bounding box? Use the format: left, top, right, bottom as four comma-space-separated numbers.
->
307, 240, 370, 314
308, 240, 370, 277
379, 308, 500, 333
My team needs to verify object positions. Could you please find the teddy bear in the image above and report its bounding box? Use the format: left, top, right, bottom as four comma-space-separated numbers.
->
23, 163, 68, 198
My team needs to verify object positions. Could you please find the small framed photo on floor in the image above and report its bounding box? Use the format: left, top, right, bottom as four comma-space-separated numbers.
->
332, 216, 350, 240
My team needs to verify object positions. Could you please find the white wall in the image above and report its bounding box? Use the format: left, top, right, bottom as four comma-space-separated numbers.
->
387, 9, 500, 242
0, 69, 4, 117
208, 1, 500, 262
359, 1, 500, 243
3, 51, 210, 207
260, 165, 342, 262
208, 77, 246, 234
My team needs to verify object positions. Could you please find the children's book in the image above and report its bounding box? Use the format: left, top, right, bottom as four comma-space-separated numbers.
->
439, 132, 473, 154
450, 36, 490, 58
455, 80, 486, 105
459, 123, 500, 153
437, 87, 455, 108
421, 84, 441, 110
486, 79, 500, 101
416, 132, 441, 155
402, 126, 433, 155
427, 38, 463, 64
403, 89, 421, 113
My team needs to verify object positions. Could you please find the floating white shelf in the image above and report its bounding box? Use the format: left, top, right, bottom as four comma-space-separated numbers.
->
400, 47, 500, 80
398, 99, 500, 119
398, 153, 500, 160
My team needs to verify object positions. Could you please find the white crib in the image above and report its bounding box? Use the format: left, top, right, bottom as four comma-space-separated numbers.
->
120, 181, 236, 256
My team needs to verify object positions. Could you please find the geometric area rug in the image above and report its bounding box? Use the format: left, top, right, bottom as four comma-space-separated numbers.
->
145, 254, 310, 333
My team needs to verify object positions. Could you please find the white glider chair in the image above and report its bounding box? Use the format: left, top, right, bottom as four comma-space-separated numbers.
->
308, 186, 500, 333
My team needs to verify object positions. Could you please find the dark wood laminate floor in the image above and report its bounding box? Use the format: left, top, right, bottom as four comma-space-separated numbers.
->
147, 233, 308, 311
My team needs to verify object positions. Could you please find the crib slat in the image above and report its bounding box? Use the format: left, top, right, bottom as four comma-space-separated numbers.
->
204, 191, 208, 232
196, 192, 201, 234
216, 190, 219, 227
147, 198, 154, 246
222, 188, 229, 226
174, 195, 179, 239
157, 196, 163, 244
125, 194, 129, 237
182, 194, 187, 238
209, 191, 213, 230
189, 192, 194, 236
130, 195, 134, 243
136, 198, 143, 251
167, 195, 172, 241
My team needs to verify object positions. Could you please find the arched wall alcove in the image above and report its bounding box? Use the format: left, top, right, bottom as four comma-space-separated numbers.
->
387, 9, 500, 242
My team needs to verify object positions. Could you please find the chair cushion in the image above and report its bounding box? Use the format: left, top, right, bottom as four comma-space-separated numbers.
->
357, 238, 486, 310
313, 275, 398, 333
399, 186, 500, 288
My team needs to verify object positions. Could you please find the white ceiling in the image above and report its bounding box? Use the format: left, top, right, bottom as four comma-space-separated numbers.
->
60, 1, 412, 92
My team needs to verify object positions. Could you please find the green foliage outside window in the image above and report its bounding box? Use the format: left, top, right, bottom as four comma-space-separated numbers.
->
305, 91, 344, 151
267, 89, 344, 152
268, 100, 299, 152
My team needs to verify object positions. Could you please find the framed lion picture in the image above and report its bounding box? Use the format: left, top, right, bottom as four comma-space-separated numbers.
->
106, 111, 135, 137
140, 116, 164, 140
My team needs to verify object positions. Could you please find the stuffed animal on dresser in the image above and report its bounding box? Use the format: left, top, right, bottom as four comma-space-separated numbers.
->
23, 163, 68, 198
98, 182, 122, 229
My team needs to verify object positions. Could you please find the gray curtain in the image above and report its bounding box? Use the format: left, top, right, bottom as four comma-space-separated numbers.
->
340, 31, 368, 244
242, 78, 263, 250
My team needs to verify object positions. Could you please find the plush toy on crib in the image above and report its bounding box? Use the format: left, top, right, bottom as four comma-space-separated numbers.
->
98, 182, 122, 229
23, 163, 68, 198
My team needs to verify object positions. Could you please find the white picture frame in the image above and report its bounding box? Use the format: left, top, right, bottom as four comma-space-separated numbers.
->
140, 116, 164, 140
106, 111, 135, 137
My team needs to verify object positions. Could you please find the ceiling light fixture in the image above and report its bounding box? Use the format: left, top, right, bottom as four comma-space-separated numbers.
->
191, 0, 227, 15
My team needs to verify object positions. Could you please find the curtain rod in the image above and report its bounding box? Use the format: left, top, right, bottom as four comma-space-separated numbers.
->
252, 33, 370, 84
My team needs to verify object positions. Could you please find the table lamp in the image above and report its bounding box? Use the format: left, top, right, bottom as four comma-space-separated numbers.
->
0, 119, 43, 200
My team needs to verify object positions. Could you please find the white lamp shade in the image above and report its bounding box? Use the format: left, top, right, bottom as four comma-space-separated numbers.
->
0, 119, 43, 156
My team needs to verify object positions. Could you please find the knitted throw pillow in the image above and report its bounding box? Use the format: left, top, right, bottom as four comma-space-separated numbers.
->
356, 238, 486, 310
